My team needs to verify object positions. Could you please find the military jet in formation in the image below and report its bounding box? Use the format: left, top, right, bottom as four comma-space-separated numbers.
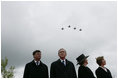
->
61, 25, 82, 31
61, 28, 64, 30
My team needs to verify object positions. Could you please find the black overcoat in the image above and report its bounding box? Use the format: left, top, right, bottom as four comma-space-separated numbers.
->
23, 60, 49, 78
95, 67, 112, 78
50, 59, 77, 78
78, 65, 95, 78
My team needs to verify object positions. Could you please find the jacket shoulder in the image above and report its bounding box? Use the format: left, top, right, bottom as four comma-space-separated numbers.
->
24, 61, 33, 69
51, 60, 58, 65
26, 61, 33, 65
67, 60, 75, 66
95, 67, 101, 72
67, 60, 73, 64
41, 62, 48, 68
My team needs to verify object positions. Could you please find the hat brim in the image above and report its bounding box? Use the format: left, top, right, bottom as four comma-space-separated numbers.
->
77, 56, 89, 65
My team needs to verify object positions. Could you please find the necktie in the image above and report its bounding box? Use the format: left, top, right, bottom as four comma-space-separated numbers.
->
36, 61, 39, 66
62, 60, 66, 66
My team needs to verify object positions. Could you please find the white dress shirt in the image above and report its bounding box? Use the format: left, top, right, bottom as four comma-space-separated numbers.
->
100, 66, 107, 72
60, 59, 66, 66
34, 60, 40, 66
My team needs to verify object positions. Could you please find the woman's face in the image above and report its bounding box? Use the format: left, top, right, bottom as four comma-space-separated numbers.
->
84, 59, 88, 65
101, 59, 106, 65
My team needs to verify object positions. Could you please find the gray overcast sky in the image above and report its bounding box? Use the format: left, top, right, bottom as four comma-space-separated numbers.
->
1, 1, 117, 78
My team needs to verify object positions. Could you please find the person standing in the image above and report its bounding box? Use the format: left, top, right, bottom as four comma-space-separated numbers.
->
76, 54, 95, 78
23, 50, 49, 78
95, 56, 112, 78
50, 48, 77, 78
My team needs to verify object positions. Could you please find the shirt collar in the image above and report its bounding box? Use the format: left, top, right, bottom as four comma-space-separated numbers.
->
99, 66, 107, 72
60, 58, 66, 62
34, 60, 40, 63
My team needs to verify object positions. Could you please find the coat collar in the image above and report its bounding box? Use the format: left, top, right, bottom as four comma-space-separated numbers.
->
60, 59, 66, 62
99, 66, 107, 72
34, 60, 40, 65
31, 60, 43, 66
57, 59, 69, 66
98, 67, 108, 73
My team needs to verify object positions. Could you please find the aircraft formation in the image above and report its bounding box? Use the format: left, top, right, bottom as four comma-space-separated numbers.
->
61, 25, 82, 31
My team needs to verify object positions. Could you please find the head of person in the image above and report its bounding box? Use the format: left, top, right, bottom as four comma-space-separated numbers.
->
76, 54, 89, 66
96, 56, 106, 66
33, 50, 41, 61
79, 58, 88, 66
58, 48, 67, 60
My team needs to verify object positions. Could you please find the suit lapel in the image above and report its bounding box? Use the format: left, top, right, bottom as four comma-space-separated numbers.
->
106, 68, 111, 74
58, 59, 69, 66
57, 59, 64, 66
31, 60, 37, 66
99, 67, 108, 73
57, 59, 67, 69
65, 59, 69, 67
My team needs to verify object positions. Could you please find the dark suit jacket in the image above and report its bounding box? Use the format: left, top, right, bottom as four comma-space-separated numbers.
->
50, 59, 77, 78
78, 65, 95, 78
23, 60, 49, 78
95, 67, 112, 78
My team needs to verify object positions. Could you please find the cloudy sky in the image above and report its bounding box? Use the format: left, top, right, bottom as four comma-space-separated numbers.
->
1, 1, 117, 78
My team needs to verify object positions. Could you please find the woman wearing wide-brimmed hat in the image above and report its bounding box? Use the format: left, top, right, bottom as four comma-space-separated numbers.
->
76, 54, 95, 78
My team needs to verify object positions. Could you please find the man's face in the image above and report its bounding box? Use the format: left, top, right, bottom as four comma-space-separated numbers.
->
101, 59, 106, 65
33, 52, 41, 60
58, 50, 66, 59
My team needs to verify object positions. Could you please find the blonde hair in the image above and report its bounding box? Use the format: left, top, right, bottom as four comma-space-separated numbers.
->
96, 56, 104, 66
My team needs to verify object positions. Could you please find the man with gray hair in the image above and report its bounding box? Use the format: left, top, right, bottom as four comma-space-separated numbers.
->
50, 48, 77, 78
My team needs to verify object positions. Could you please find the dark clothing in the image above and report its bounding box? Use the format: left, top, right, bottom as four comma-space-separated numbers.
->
78, 65, 95, 78
23, 60, 49, 78
95, 67, 112, 78
50, 59, 77, 78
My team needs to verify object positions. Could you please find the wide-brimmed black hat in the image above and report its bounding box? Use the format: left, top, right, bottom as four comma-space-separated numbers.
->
76, 54, 89, 65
